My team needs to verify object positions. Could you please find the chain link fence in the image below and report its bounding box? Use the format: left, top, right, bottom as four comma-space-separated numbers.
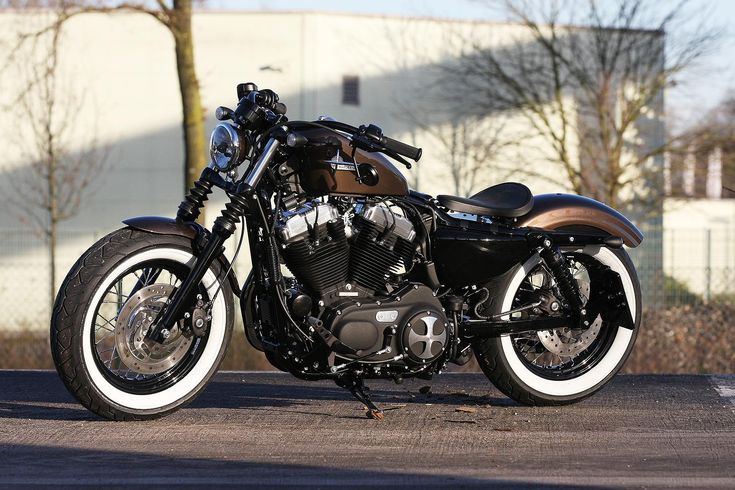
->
1, 224, 733, 372
1, 224, 733, 332
0, 229, 100, 332
0, 228, 252, 332
633, 225, 735, 308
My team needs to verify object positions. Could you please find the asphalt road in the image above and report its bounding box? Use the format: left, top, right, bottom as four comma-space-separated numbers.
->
0, 371, 733, 488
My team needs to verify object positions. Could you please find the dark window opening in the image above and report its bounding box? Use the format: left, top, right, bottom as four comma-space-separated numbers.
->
342, 75, 360, 105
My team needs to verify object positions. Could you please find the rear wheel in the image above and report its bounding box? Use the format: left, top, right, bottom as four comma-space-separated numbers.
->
51, 228, 234, 420
473, 242, 641, 405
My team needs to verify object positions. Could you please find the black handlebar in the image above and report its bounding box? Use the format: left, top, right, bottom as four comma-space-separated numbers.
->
286, 120, 422, 169
232, 83, 421, 164
359, 124, 422, 162
380, 135, 422, 162
254, 89, 286, 114
234, 84, 288, 123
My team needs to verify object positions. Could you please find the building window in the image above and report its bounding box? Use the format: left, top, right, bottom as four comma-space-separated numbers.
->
342, 75, 360, 105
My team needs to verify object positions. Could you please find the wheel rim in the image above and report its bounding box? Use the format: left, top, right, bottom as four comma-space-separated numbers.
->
91, 259, 210, 394
509, 252, 618, 380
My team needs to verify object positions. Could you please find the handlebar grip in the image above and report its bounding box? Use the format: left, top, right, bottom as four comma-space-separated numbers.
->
381, 136, 422, 162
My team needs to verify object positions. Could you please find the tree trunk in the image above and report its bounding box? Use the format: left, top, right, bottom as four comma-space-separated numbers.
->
171, 0, 205, 196
49, 219, 57, 315
48, 148, 57, 315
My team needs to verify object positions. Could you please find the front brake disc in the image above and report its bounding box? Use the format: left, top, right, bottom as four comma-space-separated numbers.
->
115, 284, 192, 375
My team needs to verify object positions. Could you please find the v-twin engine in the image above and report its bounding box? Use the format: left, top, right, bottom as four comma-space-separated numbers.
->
276, 200, 449, 368
276, 200, 416, 299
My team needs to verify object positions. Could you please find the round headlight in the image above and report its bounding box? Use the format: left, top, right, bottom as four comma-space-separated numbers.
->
209, 123, 242, 171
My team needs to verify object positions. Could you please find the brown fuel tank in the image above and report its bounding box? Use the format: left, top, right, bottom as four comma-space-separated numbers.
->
298, 128, 409, 197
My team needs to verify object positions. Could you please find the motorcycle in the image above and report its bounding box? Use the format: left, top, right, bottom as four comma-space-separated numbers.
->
51, 83, 642, 420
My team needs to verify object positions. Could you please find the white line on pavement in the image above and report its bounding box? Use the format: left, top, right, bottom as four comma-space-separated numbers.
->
710, 375, 735, 413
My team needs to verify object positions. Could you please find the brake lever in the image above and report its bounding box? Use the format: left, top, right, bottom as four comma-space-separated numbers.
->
384, 150, 412, 169
350, 135, 412, 169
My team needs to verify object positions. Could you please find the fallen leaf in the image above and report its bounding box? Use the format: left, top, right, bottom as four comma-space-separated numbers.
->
455, 406, 477, 414
365, 409, 384, 421
419, 386, 432, 395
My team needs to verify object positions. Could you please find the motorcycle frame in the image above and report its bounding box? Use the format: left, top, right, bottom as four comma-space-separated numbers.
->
131, 129, 639, 370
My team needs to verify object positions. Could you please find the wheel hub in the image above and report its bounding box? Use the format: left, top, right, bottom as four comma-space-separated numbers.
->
115, 284, 192, 375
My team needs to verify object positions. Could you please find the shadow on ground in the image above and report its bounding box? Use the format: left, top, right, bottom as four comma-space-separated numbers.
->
0, 442, 607, 488
0, 370, 519, 422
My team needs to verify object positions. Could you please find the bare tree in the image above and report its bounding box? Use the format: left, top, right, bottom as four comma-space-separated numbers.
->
401, 108, 512, 196
439, 0, 720, 216
2, 0, 207, 195
383, 18, 516, 196
5, 18, 108, 311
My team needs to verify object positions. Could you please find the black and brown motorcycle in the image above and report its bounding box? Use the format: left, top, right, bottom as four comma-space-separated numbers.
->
51, 84, 642, 420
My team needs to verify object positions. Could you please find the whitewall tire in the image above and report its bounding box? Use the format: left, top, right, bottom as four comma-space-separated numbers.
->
473, 245, 641, 405
51, 228, 234, 420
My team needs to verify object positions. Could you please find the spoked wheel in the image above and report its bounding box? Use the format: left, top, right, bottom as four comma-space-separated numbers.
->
473, 240, 641, 406
92, 261, 209, 394
51, 228, 234, 420
508, 253, 615, 380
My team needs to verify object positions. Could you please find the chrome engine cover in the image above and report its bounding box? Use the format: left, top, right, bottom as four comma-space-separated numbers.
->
402, 310, 448, 363
359, 203, 416, 242
276, 201, 341, 244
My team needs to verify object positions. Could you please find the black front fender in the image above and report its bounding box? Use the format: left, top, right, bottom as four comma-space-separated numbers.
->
123, 216, 200, 240
122, 216, 241, 296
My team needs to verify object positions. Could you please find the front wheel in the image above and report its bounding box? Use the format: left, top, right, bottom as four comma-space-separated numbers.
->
473, 244, 641, 406
51, 228, 234, 420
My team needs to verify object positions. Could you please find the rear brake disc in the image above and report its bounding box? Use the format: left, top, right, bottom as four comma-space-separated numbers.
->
537, 258, 600, 358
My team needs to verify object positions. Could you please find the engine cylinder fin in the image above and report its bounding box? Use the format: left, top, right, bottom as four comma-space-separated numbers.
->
281, 219, 349, 295
349, 215, 415, 293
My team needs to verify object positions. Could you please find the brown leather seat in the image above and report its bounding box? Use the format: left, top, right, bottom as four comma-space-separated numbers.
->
437, 182, 534, 218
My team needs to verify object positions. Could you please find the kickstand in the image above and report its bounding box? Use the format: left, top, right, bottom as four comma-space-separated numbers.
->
338, 377, 384, 420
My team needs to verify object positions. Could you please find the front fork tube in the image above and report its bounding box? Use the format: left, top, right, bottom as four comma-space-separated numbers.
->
147, 190, 251, 343
148, 137, 282, 343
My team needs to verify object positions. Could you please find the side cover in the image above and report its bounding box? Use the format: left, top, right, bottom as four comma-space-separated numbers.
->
516, 193, 644, 247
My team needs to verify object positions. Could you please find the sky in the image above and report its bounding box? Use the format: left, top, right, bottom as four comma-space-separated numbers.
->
204, 0, 735, 130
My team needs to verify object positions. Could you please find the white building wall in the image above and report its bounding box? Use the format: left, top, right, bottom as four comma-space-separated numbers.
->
0, 11, 662, 328
663, 198, 735, 298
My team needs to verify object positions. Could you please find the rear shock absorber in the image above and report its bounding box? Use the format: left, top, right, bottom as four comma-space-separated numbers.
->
531, 234, 585, 316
